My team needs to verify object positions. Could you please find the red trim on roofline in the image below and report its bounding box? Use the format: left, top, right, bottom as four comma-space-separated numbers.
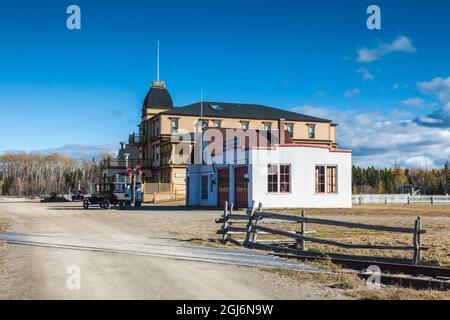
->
250, 144, 352, 153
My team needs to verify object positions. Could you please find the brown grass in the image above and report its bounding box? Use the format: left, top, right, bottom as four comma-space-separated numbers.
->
262, 267, 450, 300
261, 205, 450, 267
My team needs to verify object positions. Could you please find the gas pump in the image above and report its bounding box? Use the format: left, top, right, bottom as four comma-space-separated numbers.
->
134, 165, 142, 207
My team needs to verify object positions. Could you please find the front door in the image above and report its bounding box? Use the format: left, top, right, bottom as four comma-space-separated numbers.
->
218, 168, 230, 208
234, 166, 248, 209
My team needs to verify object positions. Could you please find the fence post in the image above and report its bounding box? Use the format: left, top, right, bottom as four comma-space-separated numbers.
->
359, 195, 362, 205
244, 201, 256, 248
296, 209, 306, 251
431, 196, 434, 205
221, 201, 229, 244
385, 197, 387, 205
412, 217, 422, 265
251, 202, 263, 243
407, 196, 410, 205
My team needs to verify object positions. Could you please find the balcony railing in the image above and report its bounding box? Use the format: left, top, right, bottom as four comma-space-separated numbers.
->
103, 158, 152, 169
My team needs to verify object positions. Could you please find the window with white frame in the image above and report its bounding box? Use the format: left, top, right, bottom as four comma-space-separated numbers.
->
315, 165, 337, 194
267, 164, 291, 193
286, 123, 294, 137
171, 118, 179, 133
308, 124, 315, 139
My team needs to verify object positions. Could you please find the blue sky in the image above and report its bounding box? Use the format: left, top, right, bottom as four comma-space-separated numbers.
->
1, 0, 449, 167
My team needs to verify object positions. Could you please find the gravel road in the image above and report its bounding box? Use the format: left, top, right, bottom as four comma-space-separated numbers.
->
0, 198, 345, 299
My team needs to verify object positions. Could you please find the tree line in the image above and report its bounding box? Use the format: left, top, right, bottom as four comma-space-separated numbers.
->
352, 162, 450, 195
0, 153, 100, 197
1, 153, 449, 196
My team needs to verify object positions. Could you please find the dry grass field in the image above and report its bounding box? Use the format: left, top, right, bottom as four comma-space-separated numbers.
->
269, 205, 450, 267
185, 204, 450, 267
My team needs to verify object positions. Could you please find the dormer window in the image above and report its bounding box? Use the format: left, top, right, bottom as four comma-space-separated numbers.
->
308, 124, 316, 139
286, 123, 294, 137
170, 118, 179, 133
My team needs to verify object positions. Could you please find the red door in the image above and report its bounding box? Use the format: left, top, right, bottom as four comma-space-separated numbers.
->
234, 166, 248, 209
218, 168, 230, 208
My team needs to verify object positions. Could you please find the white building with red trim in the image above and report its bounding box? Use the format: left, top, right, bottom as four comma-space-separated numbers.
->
186, 137, 352, 209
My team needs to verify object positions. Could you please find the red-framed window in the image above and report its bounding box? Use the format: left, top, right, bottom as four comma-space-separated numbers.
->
315, 166, 326, 193
315, 165, 337, 194
267, 164, 278, 193
267, 164, 291, 193
280, 164, 291, 193
327, 166, 337, 193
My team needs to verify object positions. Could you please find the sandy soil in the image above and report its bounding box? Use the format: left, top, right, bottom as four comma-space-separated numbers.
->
0, 198, 346, 300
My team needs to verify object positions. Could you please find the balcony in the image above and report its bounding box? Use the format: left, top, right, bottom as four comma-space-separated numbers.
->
103, 158, 152, 169
128, 133, 146, 146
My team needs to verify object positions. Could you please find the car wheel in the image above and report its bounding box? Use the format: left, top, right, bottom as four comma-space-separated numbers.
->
119, 201, 126, 210
83, 200, 89, 209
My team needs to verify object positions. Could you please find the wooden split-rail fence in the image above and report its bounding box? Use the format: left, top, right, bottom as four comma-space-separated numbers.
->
216, 201, 427, 265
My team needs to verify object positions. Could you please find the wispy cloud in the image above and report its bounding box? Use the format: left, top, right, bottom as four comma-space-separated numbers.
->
344, 88, 361, 98
417, 76, 450, 102
401, 97, 435, 108
291, 104, 450, 168
357, 67, 375, 80
414, 76, 450, 128
356, 35, 416, 63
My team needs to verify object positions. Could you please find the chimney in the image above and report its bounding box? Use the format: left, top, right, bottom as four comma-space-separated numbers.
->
279, 118, 285, 145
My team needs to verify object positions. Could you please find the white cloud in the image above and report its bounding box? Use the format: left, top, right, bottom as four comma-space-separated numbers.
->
357, 67, 375, 80
401, 97, 428, 108
404, 156, 436, 168
344, 88, 361, 98
417, 76, 450, 102
290, 104, 450, 168
414, 77, 450, 128
356, 35, 416, 63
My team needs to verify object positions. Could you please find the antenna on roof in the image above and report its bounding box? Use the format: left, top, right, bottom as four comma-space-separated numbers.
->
157, 40, 160, 82
200, 89, 203, 119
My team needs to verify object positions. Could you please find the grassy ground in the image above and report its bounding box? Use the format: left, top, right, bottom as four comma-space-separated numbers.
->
264, 205, 450, 267
262, 266, 450, 300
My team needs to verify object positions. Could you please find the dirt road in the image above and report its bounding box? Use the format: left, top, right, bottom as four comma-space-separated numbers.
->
0, 198, 344, 299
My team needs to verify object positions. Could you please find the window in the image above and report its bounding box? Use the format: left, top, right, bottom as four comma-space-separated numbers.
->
267, 165, 278, 193
315, 166, 326, 193
263, 123, 272, 131
315, 165, 337, 194
213, 120, 222, 128
241, 121, 249, 130
201, 175, 209, 199
286, 124, 294, 137
327, 166, 337, 193
308, 124, 315, 139
268, 164, 291, 193
152, 118, 160, 137
171, 119, 179, 133
280, 165, 291, 192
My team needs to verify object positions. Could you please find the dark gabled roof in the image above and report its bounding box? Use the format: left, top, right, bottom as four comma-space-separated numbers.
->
142, 81, 173, 109
161, 101, 331, 122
